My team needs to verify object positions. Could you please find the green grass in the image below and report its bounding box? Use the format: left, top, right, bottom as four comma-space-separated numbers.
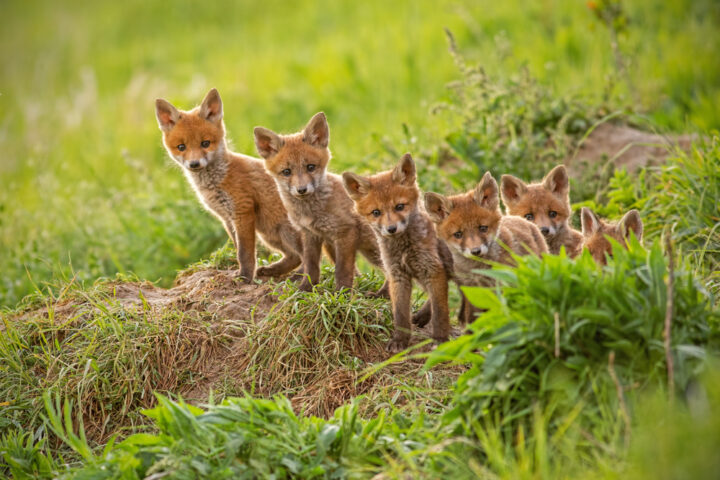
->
2, 0, 720, 306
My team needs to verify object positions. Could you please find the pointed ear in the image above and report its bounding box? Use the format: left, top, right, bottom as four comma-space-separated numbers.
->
303, 112, 330, 148
542, 165, 569, 197
199, 88, 223, 123
474, 171, 499, 210
500, 174, 527, 207
254, 127, 284, 159
342, 172, 371, 201
155, 99, 180, 132
424, 192, 451, 223
391, 153, 416, 186
581, 207, 601, 237
618, 209, 643, 240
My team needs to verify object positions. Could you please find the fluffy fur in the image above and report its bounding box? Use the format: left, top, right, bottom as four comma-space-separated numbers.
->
426, 171, 547, 324
254, 112, 387, 294
155, 88, 302, 282
343, 154, 453, 352
501, 165, 583, 257
581, 207, 643, 265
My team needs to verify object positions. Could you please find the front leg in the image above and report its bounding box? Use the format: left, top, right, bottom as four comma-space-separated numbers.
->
334, 231, 358, 291
298, 231, 323, 292
233, 213, 256, 283
222, 219, 238, 251
387, 274, 412, 353
427, 271, 450, 343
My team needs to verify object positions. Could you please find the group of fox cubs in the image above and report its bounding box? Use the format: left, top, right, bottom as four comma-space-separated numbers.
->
155, 89, 643, 353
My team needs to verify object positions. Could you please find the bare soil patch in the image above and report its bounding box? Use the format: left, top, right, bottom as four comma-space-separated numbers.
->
567, 122, 695, 175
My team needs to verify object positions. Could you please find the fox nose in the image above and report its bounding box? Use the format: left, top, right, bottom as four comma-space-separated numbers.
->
386, 225, 397, 234
471, 247, 483, 256
189, 160, 201, 169
540, 227, 550, 236
296, 186, 308, 195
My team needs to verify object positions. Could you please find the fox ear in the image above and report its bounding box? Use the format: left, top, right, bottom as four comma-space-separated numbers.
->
542, 165, 569, 197
618, 209, 643, 241
342, 172, 371, 200
424, 192, 451, 223
303, 112, 330, 148
392, 153, 416, 186
254, 127, 284, 159
200, 88, 223, 123
581, 207, 601, 237
474, 171, 499, 210
155, 99, 180, 132
500, 174, 527, 207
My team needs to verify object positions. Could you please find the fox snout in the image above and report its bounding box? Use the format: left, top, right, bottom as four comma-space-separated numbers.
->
538, 224, 556, 237
380, 219, 407, 237
291, 183, 315, 197
469, 245, 488, 257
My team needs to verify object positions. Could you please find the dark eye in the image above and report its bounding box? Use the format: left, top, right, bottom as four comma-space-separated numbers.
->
453, 231, 463, 239
395, 204, 404, 211
307, 164, 316, 172
281, 169, 291, 177
201, 140, 210, 148
372, 209, 381, 217
177, 144, 186, 151
525, 213, 534, 221
549, 210, 557, 218
479, 225, 488, 233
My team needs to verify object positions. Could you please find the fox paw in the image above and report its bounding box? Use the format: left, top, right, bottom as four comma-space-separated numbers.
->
297, 279, 314, 292
411, 302, 432, 328
386, 334, 410, 353
366, 281, 390, 299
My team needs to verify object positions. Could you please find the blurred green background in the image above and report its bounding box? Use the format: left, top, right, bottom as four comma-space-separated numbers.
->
1, 0, 718, 306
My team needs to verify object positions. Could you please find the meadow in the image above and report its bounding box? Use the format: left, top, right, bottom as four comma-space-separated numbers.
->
1, 0, 719, 478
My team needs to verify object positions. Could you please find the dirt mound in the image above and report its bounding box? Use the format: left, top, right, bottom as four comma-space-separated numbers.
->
568, 122, 695, 174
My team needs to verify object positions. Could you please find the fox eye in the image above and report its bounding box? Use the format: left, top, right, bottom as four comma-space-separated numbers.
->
307, 164, 316, 172
453, 231, 463, 239
371, 209, 381, 217
395, 203, 405, 211
549, 210, 557, 218
525, 213, 534, 221
177, 144, 186, 151
479, 225, 488, 233
281, 168, 292, 177
201, 140, 210, 148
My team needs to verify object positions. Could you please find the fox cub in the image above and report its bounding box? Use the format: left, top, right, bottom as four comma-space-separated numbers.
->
253, 112, 387, 294
344, 154, 453, 352
581, 207, 643, 265
155, 88, 303, 282
501, 165, 583, 258
426, 171, 547, 324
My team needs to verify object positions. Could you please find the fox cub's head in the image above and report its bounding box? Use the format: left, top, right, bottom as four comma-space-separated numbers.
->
425, 172, 502, 258
254, 113, 331, 198
581, 208, 643, 265
343, 153, 420, 237
155, 88, 226, 171
501, 165, 572, 241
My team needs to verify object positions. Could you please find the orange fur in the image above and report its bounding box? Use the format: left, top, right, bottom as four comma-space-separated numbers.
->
155, 89, 303, 282
581, 207, 643, 265
254, 113, 387, 295
344, 154, 453, 352
426, 171, 547, 324
501, 165, 583, 257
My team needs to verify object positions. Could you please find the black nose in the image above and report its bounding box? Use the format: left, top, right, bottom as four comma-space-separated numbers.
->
189, 161, 200, 169
540, 227, 550, 235
297, 187, 307, 194
386, 225, 397, 234
471, 247, 483, 256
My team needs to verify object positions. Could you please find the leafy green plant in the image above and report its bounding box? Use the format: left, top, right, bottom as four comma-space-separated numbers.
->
428, 29, 603, 189
427, 237, 718, 442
